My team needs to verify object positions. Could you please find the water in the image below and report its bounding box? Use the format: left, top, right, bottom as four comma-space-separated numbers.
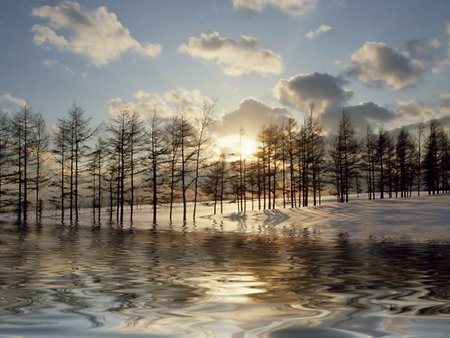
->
0, 223, 449, 337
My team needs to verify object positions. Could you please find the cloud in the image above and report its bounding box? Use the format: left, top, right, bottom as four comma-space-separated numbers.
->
397, 100, 435, 121
275, 72, 352, 115
435, 23, 450, 72
31, 1, 161, 66
108, 93, 170, 120
349, 42, 425, 89
42, 58, 78, 75
215, 97, 291, 140
436, 92, 450, 117
438, 92, 450, 107
232, 0, 317, 17
108, 88, 213, 120
305, 24, 332, 40
392, 94, 450, 129
333, 102, 397, 134
164, 88, 214, 108
178, 31, 283, 76
407, 38, 443, 63
274, 72, 403, 133
0, 93, 27, 107
406, 37, 447, 74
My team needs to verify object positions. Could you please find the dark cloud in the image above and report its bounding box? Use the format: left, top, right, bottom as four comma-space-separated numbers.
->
407, 38, 444, 65
214, 97, 290, 139
322, 101, 397, 134
438, 93, 450, 108
275, 72, 353, 114
391, 115, 450, 136
397, 100, 435, 121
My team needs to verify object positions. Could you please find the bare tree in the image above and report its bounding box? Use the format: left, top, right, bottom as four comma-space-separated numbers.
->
146, 111, 167, 225
52, 118, 70, 223
330, 110, 360, 203
10, 104, 36, 224
31, 112, 50, 222
424, 119, 449, 195
416, 122, 425, 196
166, 116, 180, 223
87, 136, 106, 224
106, 106, 143, 224
376, 128, 392, 199
66, 104, 95, 223
364, 125, 377, 200
0, 110, 12, 212
284, 118, 298, 208
395, 128, 415, 198
127, 111, 145, 223
166, 113, 196, 222
203, 154, 227, 215
192, 103, 214, 221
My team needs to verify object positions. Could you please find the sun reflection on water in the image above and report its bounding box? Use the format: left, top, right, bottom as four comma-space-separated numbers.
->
1, 226, 450, 338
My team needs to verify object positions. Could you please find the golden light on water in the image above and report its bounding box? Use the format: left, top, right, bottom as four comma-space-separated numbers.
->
192, 272, 267, 304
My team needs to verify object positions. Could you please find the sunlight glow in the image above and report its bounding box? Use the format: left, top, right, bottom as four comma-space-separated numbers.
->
240, 138, 258, 158
217, 135, 258, 159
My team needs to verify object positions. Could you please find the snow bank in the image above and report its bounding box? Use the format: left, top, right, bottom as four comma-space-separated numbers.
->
200, 194, 450, 242
28, 193, 450, 242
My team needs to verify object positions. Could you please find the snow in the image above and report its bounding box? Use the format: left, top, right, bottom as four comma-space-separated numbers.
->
68, 193, 450, 243
8, 193, 450, 243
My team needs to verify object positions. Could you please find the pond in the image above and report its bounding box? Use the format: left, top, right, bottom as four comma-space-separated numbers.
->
0, 222, 449, 337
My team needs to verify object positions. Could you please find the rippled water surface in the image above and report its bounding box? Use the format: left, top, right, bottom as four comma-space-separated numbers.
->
0, 223, 449, 338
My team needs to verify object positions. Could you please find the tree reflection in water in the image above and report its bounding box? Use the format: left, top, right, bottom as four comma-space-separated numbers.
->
0, 224, 449, 337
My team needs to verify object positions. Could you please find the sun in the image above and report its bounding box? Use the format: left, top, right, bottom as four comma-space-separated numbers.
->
216, 135, 258, 159
240, 137, 258, 158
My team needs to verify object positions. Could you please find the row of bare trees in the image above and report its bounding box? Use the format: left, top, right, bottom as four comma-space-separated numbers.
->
0, 103, 449, 226
207, 110, 450, 213
0, 106, 50, 224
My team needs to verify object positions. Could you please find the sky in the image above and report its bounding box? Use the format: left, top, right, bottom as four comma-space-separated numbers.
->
1, 0, 450, 154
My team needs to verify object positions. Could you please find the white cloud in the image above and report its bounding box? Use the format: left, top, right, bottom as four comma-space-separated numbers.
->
275, 72, 352, 114
32, 1, 161, 66
42, 59, 59, 66
108, 88, 213, 121
0, 93, 27, 107
350, 42, 425, 89
178, 31, 283, 76
164, 88, 214, 108
305, 24, 332, 40
32, 24, 69, 49
108, 93, 171, 120
232, 0, 317, 17
42, 58, 77, 75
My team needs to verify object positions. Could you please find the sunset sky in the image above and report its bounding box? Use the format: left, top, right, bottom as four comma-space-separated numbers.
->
1, 0, 450, 153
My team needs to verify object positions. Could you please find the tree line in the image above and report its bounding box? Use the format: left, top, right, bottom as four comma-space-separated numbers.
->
0, 103, 448, 226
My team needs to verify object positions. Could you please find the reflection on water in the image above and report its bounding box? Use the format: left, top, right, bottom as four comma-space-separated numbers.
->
0, 223, 449, 337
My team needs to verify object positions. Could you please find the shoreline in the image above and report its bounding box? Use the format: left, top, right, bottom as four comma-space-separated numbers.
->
1, 193, 449, 242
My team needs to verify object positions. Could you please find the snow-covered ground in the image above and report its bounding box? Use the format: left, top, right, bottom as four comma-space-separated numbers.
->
207, 194, 450, 242
4, 193, 449, 242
